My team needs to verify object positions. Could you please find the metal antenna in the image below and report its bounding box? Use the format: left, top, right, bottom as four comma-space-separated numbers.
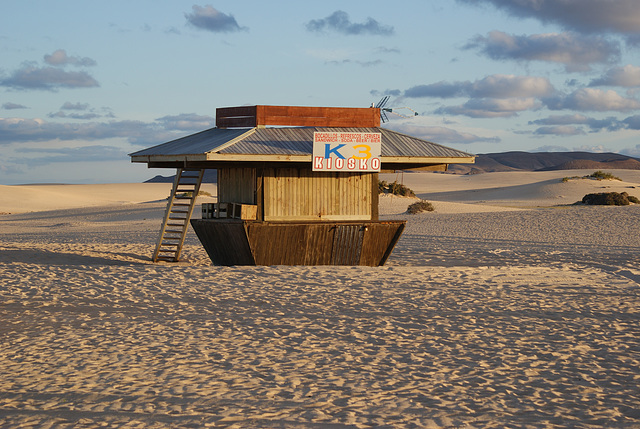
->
375, 96, 390, 123
375, 96, 390, 109
372, 96, 418, 123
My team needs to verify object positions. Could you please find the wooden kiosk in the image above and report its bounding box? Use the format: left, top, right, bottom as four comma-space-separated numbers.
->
130, 105, 475, 266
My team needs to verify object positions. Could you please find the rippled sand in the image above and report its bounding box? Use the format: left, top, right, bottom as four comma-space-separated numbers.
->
1, 170, 639, 427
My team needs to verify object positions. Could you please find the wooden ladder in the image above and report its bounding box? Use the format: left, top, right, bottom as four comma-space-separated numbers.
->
152, 168, 205, 262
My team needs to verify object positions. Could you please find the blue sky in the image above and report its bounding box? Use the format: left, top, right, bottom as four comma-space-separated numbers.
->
1, 0, 640, 184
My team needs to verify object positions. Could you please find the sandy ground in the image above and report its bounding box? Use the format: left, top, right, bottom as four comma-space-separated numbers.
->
1, 170, 639, 428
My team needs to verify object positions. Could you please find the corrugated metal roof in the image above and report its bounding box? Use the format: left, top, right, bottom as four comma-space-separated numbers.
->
129, 128, 250, 157
218, 127, 312, 156
129, 126, 474, 160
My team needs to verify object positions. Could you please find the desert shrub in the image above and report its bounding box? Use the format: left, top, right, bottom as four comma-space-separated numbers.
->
379, 180, 416, 197
407, 200, 434, 214
562, 171, 621, 182
588, 170, 621, 181
628, 195, 640, 204
581, 192, 633, 205
172, 190, 212, 199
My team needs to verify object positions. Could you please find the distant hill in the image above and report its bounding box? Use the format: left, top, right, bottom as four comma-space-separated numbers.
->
144, 152, 640, 181
448, 151, 640, 174
145, 169, 218, 183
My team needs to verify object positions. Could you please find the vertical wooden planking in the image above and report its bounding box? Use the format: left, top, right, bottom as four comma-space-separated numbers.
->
218, 168, 256, 205
371, 172, 379, 221
263, 167, 373, 220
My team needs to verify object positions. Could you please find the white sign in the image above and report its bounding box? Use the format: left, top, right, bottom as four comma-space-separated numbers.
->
312, 132, 382, 172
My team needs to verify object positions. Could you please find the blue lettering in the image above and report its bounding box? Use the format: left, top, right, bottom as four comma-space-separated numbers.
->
324, 143, 346, 159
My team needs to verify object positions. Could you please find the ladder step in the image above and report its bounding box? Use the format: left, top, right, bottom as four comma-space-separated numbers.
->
153, 168, 205, 263
161, 238, 181, 243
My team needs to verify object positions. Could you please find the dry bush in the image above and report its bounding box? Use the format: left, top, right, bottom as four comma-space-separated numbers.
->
581, 192, 638, 205
379, 180, 416, 197
407, 200, 434, 214
589, 170, 621, 181
562, 171, 621, 182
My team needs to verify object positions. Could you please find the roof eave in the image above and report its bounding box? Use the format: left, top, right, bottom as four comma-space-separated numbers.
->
130, 154, 209, 164
382, 156, 476, 164
132, 153, 476, 165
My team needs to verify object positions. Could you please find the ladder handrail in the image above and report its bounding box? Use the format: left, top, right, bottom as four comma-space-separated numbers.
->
174, 169, 204, 262
152, 168, 204, 262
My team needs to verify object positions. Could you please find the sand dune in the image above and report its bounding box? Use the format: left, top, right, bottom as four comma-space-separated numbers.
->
0, 183, 217, 214
383, 169, 640, 209
1, 170, 639, 427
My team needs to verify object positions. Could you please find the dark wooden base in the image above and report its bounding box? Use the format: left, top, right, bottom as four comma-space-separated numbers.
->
190, 219, 406, 266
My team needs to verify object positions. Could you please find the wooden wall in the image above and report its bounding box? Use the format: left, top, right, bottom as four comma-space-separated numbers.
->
262, 168, 373, 221
218, 168, 256, 205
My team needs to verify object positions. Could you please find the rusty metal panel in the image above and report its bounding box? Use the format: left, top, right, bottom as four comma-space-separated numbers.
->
190, 219, 255, 266
331, 225, 364, 265
216, 105, 380, 128
360, 222, 406, 266
192, 220, 406, 266
216, 106, 258, 128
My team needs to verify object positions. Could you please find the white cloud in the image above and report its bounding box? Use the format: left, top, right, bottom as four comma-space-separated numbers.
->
457, 0, 640, 36
405, 75, 554, 99
0, 114, 215, 146
533, 125, 586, 136
156, 113, 215, 131
472, 75, 555, 98
11, 145, 126, 167
436, 97, 541, 118
2, 102, 28, 110
544, 88, 640, 112
590, 65, 640, 87
61, 102, 90, 111
385, 123, 500, 144
620, 144, 640, 157
531, 145, 570, 152
0, 63, 99, 91
529, 114, 625, 131
623, 115, 640, 129
44, 49, 96, 67
306, 10, 394, 36
572, 145, 610, 153
185, 5, 247, 33
464, 31, 620, 72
